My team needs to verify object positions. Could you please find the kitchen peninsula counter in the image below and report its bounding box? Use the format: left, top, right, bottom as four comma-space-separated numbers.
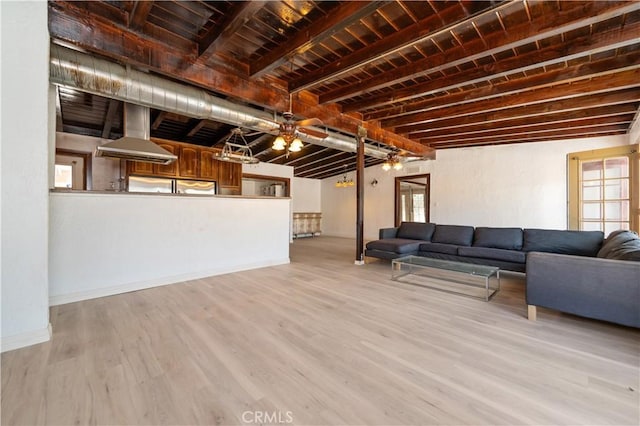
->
49, 190, 291, 306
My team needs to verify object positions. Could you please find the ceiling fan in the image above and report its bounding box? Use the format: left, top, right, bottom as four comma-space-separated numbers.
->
271, 108, 329, 155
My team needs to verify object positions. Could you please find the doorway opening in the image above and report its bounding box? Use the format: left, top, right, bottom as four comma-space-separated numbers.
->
395, 174, 430, 226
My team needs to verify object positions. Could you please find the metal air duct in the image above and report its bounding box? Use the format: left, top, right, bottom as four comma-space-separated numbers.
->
49, 43, 391, 159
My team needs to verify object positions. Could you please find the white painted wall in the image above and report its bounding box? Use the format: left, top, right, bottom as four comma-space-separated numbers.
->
292, 177, 321, 213
630, 114, 640, 145
1, 1, 51, 351
49, 193, 290, 305
56, 132, 122, 190
322, 135, 629, 241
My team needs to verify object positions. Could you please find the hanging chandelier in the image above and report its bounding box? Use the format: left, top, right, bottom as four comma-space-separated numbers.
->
335, 172, 355, 188
382, 152, 403, 171
217, 128, 259, 164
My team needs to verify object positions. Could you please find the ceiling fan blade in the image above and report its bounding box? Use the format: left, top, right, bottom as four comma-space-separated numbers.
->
295, 117, 323, 127
298, 127, 328, 139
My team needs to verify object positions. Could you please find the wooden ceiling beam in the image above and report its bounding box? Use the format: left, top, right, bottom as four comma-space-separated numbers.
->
128, 1, 154, 31
322, 1, 640, 104
429, 127, 627, 149
288, 0, 504, 92
386, 68, 640, 130
357, 24, 640, 116
49, 1, 289, 110
151, 111, 168, 130
420, 117, 633, 145
396, 90, 639, 134
101, 99, 119, 139
48, 2, 428, 158
290, 93, 434, 158
413, 106, 639, 140
249, 1, 384, 78
185, 119, 207, 138
197, 1, 266, 61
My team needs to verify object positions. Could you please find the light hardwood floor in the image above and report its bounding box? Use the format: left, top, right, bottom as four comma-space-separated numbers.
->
2, 237, 639, 425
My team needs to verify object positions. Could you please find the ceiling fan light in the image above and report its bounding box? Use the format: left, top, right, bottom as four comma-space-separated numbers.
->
272, 136, 286, 151
289, 137, 303, 152
393, 161, 403, 170
382, 162, 391, 171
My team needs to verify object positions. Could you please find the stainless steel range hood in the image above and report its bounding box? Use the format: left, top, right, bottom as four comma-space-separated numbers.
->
95, 136, 178, 164
95, 104, 178, 165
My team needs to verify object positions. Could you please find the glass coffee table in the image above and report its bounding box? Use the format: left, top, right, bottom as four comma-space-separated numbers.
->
391, 255, 500, 301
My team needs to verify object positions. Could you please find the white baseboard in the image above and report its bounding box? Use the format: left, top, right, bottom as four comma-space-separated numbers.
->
49, 257, 290, 306
1, 323, 52, 353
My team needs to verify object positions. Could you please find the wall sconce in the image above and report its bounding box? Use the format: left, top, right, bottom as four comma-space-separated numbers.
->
371, 179, 378, 187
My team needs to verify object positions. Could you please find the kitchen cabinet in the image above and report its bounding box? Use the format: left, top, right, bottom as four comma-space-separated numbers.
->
199, 149, 219, 180
128, 160, 154, 175
153, 143, 178, 176
179, 145, 199, 178
218, 161, 241, 194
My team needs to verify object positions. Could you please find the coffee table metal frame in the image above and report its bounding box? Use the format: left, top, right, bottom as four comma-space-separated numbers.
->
391, 255, 500, 301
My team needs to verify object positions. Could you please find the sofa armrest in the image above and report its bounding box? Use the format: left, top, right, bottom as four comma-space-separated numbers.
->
526, 252, 640, 327
379, 227, 399, 239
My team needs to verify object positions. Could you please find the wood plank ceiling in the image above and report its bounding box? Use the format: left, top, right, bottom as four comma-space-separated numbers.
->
49, 0, 640, 179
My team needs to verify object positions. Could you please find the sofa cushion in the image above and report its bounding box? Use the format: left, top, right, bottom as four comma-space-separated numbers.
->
458, 246, 526, 264
366, 238, 423, 254
431, 225, 475, 246
598, 230, 640, 261
396, 222, 436, 241
473, 227, 523, 250
418, 242, 459, 255
522, 228, 603, 257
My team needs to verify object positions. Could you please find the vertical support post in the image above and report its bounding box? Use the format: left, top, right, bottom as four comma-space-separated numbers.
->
355, 126, 367, 265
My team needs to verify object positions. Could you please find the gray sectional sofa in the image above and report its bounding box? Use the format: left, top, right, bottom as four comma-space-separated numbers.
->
365, 222, 640, 327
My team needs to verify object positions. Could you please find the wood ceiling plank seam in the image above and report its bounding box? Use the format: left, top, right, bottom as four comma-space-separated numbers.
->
359, 30, 640, 117
411, 104, 639, 139
397, 89, 640, 135
290, 0, 516, 92
384, 65, 640, 129
322, 1, 640, 105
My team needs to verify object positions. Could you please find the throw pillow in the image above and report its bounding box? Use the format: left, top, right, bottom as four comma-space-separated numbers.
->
597, 230, 639, 258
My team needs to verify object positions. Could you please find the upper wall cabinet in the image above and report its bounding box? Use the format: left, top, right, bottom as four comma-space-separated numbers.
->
126, 139, 241, 191
154, 142, 178, 177
179, 145, 199, 178
199, 149, 219, 180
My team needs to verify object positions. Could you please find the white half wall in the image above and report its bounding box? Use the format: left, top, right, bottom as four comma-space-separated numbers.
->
49, 193, 291, 305
1, 1, 51, 352
322, 135, 629, 241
